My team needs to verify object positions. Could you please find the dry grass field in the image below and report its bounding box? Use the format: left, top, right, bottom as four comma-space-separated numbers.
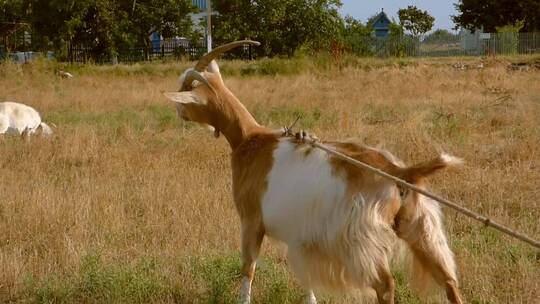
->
0, 56, 539, 303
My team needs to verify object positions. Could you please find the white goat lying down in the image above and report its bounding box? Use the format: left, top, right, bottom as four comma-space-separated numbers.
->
0, 101, 53, 136
165, 41, 463, 304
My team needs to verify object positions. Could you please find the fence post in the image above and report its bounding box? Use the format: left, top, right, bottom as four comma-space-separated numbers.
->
161, 44, 164, 58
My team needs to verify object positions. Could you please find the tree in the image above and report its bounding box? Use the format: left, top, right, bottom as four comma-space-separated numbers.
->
452, 0, 540, 32
22, 0, 125, 58
116, 0, 196, 50
423, 29, 458, 43
211, 0, 343, 57
0, 0, 29, 52
3, 0, 196, 60
397, 5, 434, 36
341, 15, 373, 56
0, 0, 27, 30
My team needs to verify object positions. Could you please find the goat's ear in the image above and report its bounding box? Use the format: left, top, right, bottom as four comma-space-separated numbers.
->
164, 91, 207, 105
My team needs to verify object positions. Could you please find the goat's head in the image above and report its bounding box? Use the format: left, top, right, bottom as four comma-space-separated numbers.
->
164, 40, 261, 141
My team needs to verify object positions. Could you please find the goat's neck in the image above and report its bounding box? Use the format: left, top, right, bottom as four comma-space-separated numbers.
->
212, 89, 261, 150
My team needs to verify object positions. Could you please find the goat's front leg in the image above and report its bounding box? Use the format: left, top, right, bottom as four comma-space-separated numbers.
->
239, 219, 265, 304
306, 289, 317, 304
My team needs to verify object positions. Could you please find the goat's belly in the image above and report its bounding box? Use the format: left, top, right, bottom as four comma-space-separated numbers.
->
261, 140, 347, 243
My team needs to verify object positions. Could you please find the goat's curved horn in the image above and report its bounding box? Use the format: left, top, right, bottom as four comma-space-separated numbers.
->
181, 69, 218, 96
194, 40, 260, 72
181, 69, 212, 91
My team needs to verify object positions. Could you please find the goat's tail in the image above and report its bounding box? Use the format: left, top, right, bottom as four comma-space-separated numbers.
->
391, 153, 463, 185
392, 154, 463, 303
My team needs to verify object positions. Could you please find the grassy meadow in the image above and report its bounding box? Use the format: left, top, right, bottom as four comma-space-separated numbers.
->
0, 55, 539, 303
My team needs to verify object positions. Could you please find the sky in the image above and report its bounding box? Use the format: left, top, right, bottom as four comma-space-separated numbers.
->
339, 0, 459, 32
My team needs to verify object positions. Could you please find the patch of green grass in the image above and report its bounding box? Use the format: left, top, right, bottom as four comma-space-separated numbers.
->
25, 254, 166, 304
393, 270, 422, 304
243, 58, 307, 76
45, 106, 166, 138
454, 226, 504, 256
362, 105, 400, 125
22, 253, 306, 304
424, 108, 470, 146
189, 254, 303, 304
46, 107, 141, 128
253, 105, 324, 130
147, 104, 180, 131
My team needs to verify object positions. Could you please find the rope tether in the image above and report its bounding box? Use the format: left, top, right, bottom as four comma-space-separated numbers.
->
286, 130, 540, 249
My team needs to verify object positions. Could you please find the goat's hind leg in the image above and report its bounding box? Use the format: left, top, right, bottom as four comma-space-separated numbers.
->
396, 208, 463, 304
372, 264, 395, 304
409, 245, 462, 304
239, 219, 265, 304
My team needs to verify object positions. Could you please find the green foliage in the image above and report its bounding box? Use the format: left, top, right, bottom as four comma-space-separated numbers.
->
116, 0, 197, 48
496, 21, 526, 54
0, 0, 31, 52
1, 0, 196, 60
423, 29, 459, 43
397, 5, 435, 36
496, 20, 526, 34
211, 0, 343, 57
341, 16, 374, 56
239, 57, 307, 76
453, 0, 540, 32
375, 22, 418, 58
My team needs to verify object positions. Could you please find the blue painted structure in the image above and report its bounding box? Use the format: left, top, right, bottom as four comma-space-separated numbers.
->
192, 0, 206, 10
372, 10, 391, 38
150, 32, 161, 52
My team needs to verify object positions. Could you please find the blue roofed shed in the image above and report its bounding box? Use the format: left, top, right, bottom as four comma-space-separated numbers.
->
192, 0, 207, 10
372, 9, 391, 38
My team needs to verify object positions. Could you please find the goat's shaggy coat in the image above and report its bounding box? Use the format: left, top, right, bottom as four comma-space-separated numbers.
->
165, 41, 463, 304
0, 101, 53, 136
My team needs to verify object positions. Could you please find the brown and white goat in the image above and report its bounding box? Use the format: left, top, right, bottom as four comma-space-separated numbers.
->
165, 41, 463, 304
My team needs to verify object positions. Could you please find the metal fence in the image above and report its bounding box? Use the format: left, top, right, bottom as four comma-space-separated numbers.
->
371, 32, 540, 57
68, 41, 205, 64
4, 32, 540, 64
67, 40, 256, 64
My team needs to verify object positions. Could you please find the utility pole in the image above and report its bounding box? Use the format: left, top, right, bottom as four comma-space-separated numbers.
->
206, 0, 212, 52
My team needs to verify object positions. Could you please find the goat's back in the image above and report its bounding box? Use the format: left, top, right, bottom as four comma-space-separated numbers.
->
0, 101, 43, 134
